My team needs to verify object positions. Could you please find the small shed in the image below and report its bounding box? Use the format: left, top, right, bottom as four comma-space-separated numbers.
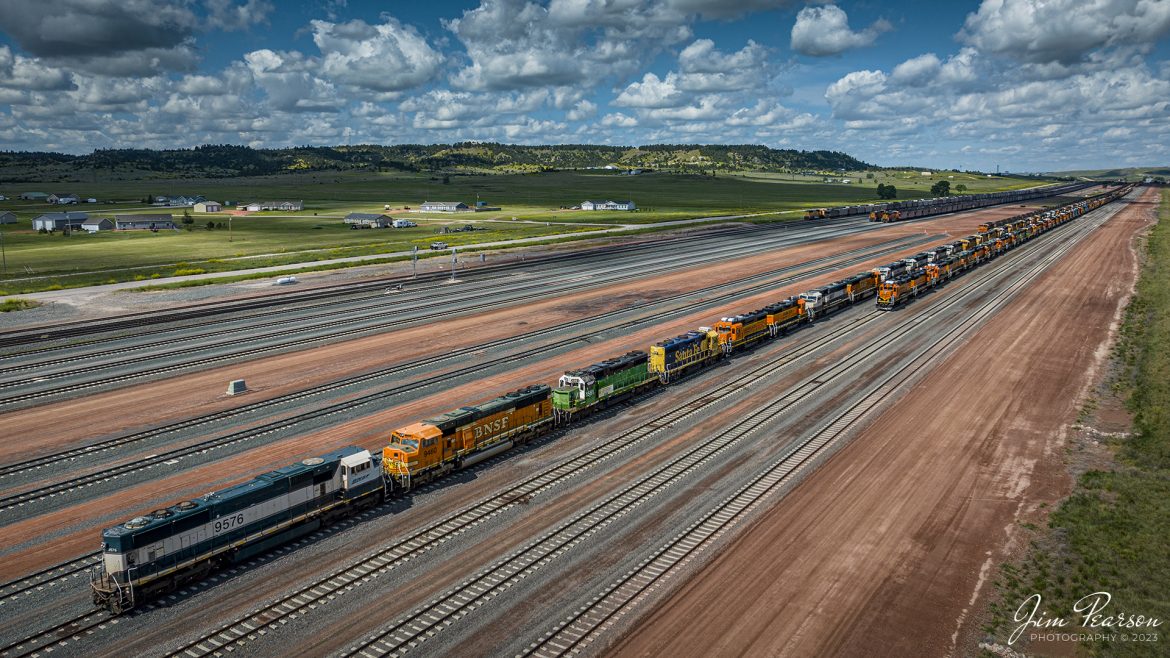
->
0, 211, 16, 225
194, 201, 223, 213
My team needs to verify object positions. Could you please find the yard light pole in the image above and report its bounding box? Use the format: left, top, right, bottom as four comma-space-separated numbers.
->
0, 226, 6, 280
228, 215, 233, 242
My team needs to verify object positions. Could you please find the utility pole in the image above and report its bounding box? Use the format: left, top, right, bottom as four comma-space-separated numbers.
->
228, 215, 232, 242
412, 245, 418, 278
0, 226, 6, 280
450, 247, 457, 283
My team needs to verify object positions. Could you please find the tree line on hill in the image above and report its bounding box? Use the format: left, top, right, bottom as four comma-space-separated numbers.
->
0, 143, 871, 179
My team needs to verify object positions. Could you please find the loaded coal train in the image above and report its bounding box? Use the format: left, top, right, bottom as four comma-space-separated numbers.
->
91, 185, 1133, 613
803, 181, 1092, 222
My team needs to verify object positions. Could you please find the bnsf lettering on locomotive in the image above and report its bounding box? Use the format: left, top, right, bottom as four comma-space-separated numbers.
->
474, 415, 510, 439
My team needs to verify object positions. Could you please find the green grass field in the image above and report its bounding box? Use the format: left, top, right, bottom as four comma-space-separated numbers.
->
0, 169, 1052, 294
981, 190, 1170, 657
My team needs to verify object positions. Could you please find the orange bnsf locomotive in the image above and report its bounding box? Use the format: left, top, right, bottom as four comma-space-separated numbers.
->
383, 385, 553, 491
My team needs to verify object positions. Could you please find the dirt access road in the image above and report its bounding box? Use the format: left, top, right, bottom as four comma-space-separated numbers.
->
611, 189, 1155, 657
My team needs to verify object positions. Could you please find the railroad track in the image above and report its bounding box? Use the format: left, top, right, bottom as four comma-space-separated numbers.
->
0, 222, 888, 406
5, 309, 876, 658
343, 196, 1122, 658
3, 200, 1119, 658
0, 230, 709, 348
0, 222, 836, 360
0, 221, 809, 351
0, 191, 1074, 353
0, 217, 879, 377
0, 554, 101, 608
173, 206, 1113, 658
164, 311, 891, 658
0, 235, 939, 513
520, 215, 1104, 656
0, 610, 115, 658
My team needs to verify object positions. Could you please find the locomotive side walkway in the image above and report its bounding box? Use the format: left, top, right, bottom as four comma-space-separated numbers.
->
609, 188, 1156, 657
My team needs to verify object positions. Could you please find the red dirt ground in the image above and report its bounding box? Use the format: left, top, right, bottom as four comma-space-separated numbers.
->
609, 189, 1155, 658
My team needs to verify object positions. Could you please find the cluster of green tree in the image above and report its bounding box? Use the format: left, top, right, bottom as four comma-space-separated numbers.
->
0, 143, 872, 179
876, 183, 897, 199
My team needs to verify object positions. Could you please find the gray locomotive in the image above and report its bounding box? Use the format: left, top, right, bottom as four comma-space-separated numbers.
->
91, 447, 382, 612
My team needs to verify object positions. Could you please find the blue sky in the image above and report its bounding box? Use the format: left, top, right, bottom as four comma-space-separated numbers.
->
1, 1, 1169, 171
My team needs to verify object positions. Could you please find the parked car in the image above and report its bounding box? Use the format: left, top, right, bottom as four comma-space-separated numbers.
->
430, 241, 448, 250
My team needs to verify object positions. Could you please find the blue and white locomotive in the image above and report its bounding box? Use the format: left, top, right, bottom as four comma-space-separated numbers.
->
91, 447, 382, 612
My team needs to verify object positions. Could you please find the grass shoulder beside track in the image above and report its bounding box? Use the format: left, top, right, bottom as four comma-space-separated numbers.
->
981, 189, 1169, 657
0, 300, 39, 313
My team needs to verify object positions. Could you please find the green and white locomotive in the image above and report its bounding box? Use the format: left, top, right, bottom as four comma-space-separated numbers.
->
551, 350, 658, 424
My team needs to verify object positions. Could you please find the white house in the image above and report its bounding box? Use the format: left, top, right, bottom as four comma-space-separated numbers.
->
48, 193, 79, 205
193, 201, 223, 213
581, 200, 636, 211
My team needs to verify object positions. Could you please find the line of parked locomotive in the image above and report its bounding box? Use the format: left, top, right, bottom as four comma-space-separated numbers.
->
92, 186, 1133, 613
803, 181, 1091, 222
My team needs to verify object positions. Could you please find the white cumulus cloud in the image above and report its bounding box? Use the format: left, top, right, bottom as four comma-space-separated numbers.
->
960, 0, 1170, 64
312, 18, 444, 93
791, 4, 892, 57
614, 72, 685, 108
